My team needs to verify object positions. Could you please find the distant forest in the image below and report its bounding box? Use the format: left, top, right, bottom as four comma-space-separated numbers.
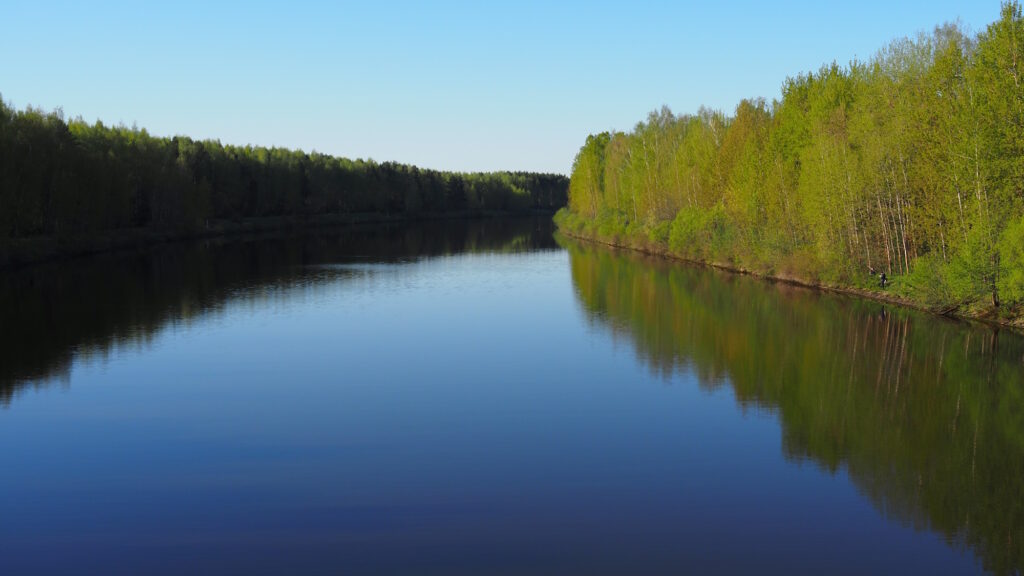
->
0, 100, 568, 239
561, 3, 1024, 318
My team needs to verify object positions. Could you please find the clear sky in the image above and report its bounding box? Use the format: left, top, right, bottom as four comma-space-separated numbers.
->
0, 1, 1000, 174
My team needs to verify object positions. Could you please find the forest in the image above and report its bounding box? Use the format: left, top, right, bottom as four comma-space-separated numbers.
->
0, 100, 567, 240
559, 3, 1024, 321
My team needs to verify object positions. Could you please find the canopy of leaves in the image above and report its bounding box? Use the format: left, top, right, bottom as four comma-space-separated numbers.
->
0, 99, 568, 238
563, 2, 1024, 313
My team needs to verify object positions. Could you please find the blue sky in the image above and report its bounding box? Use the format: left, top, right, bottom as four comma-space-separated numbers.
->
0, 1, 999, 174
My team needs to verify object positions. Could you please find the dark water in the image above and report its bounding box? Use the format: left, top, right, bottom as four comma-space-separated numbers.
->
1, 218, 1021, 575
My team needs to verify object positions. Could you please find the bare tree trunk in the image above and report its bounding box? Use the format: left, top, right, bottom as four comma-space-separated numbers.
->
877, 192, 893, 274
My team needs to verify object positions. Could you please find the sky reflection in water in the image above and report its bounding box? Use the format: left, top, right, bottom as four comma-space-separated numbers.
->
0, 218, 1020, 575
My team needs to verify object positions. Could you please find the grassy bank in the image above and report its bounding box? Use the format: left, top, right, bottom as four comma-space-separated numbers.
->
554, 208, 1024, 329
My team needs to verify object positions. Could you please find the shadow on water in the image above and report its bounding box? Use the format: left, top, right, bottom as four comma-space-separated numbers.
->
0, 216, 557, 405
562, 237, 1024, 576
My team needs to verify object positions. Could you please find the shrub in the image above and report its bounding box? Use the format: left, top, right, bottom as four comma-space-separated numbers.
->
998, 214, 1024, 304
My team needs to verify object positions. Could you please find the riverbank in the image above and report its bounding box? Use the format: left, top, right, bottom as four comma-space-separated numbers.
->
0, 209, 555, 270
555, 215, 1024, 331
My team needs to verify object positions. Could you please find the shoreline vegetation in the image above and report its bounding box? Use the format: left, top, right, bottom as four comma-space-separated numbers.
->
558, 3, 1024, 329
556, 224, 1020, 332
0, 98, 568, 269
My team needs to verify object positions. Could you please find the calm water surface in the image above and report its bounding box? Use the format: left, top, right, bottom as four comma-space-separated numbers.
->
1, 218, 1021, 575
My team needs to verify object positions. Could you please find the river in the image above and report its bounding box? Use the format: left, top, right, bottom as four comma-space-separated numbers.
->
0, 217, 1020, 575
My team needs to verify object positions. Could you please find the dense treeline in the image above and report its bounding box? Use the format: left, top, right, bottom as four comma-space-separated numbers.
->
566, 240, 1023, 575
561, 3, 1024, 319
0, 101, 567, 239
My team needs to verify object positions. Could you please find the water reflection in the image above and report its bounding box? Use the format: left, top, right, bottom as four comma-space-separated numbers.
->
563, 238, 1024, 576
0, 217, 556, 405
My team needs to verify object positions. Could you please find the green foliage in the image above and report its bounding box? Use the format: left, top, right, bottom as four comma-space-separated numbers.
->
594, 209, 631, 240
900, 254, 956, 307
666, 207, 700, 258
668, 204, 733, 262
946, 223, 1002, 303
998, 214, 1024, 301
568, 132, 610, 219
646, 220, 671, 245
561, 2, 1024, 311
0, 98, 569, 239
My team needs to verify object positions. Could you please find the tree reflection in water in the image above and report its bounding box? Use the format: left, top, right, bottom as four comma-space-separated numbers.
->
564, 238, 1023, 576
0, 217, 557, 404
